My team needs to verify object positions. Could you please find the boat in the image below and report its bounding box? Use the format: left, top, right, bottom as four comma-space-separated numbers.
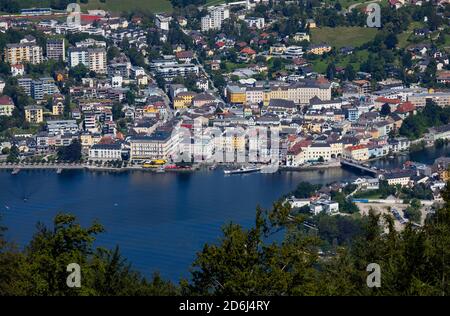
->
11, 168, 20, 175
156, 166, 166, 173
223, 166, 261, 175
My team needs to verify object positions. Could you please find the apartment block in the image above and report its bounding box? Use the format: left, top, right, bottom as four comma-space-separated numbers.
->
46, 38, 65, 61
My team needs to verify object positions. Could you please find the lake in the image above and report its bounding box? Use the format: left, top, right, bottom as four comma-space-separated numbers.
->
0, 145, 448, 281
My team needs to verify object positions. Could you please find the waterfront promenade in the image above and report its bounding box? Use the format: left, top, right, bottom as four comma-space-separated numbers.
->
0, 160, 342, 174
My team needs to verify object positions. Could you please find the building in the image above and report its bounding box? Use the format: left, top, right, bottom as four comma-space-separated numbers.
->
11, 63, 25, 77
407, 92, 450, 108
30, 77, 59, 100
129, 131, 178, 161
155, 14, 172, 31
154, 63, 199, 80
226, 80, 331, 106
89, 143, 122, 161
0, 95, 15, 116
69, 47, 107, 73
353, 80, 372, 95
201, 4, 230, 32
25, 105, 44, 123
244, 17, 265, 29
46, 39, 65, 61
293, 32, 310, 42
307, 44, 331, 55
343, 145, 369, 161
384, 171, 413, 187
305, 142, 331, 162
52, 94, 65, 116
4, 37, 43, 65
47, 120, 79, 135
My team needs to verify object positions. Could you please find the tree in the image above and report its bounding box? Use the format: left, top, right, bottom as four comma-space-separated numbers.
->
57, 139, 82, 162
6, 145, 19, 162
326, 62, 336, 80
0, 213, 178, 295
381, 103, 391, 116
344, 64, 356, 81
292, 182, 321, 199
69, 64, 88, 82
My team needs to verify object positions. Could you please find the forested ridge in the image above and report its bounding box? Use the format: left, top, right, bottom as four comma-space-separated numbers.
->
1, 184, 449, 295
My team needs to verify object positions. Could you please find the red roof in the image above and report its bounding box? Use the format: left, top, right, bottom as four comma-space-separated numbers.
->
80, 15, 102, 23
215, 41, 225, 48
375, 97, 401, 104
240, 47, 256, 55
0, 95, 14, 105
347, 144, 368, 151
396, 101, 416, 114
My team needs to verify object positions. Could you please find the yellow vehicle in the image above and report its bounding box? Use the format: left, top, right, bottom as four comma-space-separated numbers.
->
142, 159, 167, 168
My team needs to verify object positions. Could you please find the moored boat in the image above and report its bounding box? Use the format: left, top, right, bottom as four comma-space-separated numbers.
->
223, 166, 261, 175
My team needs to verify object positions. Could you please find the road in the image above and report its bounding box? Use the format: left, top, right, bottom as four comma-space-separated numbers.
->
347, 0, 382, 12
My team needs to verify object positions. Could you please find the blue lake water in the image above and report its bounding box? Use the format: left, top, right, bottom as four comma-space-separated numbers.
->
0, 145, 448, 281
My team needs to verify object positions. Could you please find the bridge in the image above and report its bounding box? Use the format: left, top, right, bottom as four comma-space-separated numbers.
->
340, 159, 380, 177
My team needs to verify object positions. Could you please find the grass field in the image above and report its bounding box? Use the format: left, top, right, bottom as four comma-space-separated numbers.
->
311, 26, 378, 49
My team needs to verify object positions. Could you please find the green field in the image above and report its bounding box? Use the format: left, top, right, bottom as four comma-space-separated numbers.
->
311, 26, 378, 49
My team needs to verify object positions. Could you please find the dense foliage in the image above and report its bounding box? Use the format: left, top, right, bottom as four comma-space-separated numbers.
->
400, 101, 450, 140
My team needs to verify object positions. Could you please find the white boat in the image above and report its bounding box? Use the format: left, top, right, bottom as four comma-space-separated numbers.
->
223, 166, 261, 175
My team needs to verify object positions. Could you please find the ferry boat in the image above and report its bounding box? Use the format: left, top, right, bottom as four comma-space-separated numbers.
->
223, 166, 261, 175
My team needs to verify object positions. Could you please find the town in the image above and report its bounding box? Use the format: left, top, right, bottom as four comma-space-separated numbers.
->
0, 0, 449, 225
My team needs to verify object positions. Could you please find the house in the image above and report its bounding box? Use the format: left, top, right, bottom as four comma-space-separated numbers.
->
286, 196, 310, 209
343, 144, 369, 161
307, 44, 331, 55
286, 142, 305, 166
310, 199, 339, 215
353, 80, 371, 95
267, 99, 297, 115
24, 105, 44, 123
437, 71, 450, 84
395, 101, 416, 119
11, 64, 25, 77
389, 137, 410, 153
239, 47, 257, 61
0, 96, 15, 117
384, 171, 415, 187
192, 93, 215, 107
306, 19, 317, 28
175, 50, 194, 63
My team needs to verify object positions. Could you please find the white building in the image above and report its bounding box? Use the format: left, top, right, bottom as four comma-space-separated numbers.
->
89, 143, 122, 161
69, 47, 107, 73
201, 5, 230, 32
244, 17, 265, 29
155, 14, 172, 31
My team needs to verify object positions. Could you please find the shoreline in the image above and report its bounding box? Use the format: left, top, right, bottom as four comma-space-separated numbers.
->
0, 161, 343, 174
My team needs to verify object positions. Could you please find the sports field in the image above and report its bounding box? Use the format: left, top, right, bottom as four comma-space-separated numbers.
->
311, 26, 378, 49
